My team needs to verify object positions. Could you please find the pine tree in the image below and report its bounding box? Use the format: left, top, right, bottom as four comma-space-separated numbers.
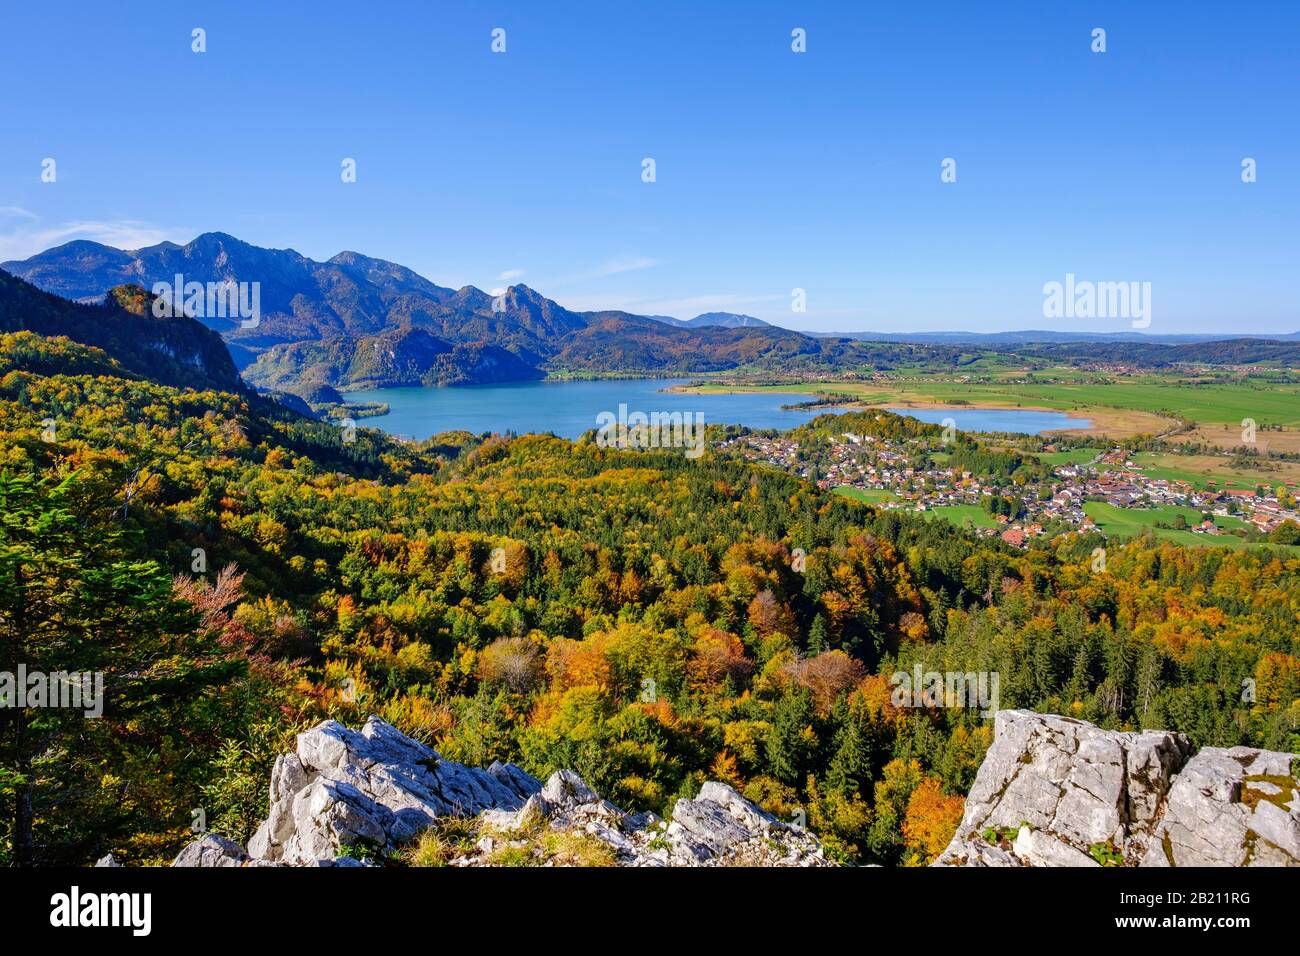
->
807, 613, 829, 655
825, 696, 877, 796
765, 689, 817, 785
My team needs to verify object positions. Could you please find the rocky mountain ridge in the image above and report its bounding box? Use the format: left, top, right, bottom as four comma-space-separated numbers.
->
1, 233, 872, 391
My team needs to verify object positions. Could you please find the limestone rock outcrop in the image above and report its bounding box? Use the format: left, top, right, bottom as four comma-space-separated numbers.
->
170, 710, 1297, 868
235, 716, 541, 865
937, 710, 1299, 867
172, 715, 833, 867
1142, 746, 1300, 867
465, 777, 830, 867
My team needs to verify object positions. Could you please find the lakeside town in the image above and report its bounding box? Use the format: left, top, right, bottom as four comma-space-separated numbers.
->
721, 429, 1300, 550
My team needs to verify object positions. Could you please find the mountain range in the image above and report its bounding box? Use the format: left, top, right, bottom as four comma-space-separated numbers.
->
3, 232, 1298, 393
646, 311, 772, 330
1, 234, 832, 389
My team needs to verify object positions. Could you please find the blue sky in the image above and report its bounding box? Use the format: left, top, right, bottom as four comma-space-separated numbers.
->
1, 1, 1297, 333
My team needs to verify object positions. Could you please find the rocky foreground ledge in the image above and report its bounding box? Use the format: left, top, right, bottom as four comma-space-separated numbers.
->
937, 710, 1300, 867
162, 716, 831, 867
115, 710, 1298, 868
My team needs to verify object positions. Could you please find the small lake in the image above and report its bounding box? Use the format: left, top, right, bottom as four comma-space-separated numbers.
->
342, 380, 1094, 440
886, 407, 1092, 434
346, 378, 832, 440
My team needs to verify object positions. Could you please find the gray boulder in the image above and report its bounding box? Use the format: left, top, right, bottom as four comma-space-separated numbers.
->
937, 710, 1297, 868
540, 768, 599, 808
178, 716, 541, 867
667, 782, 781, 863
466, 772, 832, 867
1141, 746, 1300, 866
172, 833, 249, 868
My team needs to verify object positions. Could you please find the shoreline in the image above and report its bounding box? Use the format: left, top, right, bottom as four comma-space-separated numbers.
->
662, 384, 1175, 438
336, 377, 1178, 441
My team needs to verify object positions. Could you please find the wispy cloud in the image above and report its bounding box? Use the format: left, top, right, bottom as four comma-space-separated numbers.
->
0, 217, 187, 262
496, 268, 526, 282
552, 255, 662, 285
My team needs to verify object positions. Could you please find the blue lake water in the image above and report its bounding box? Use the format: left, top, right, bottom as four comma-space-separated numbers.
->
885, 407, 1092, 434
342, 380, 1092, 440
346, 379, 831, 440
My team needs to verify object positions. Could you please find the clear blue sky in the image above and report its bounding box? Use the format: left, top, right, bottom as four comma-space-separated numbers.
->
1, 1, 1296, 334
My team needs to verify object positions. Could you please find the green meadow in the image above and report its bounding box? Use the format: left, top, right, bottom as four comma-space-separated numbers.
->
1034, 447, 1103, 466
1082, 502, 1258, 548
922, 504, 1003, 529
832, 487, 900, 504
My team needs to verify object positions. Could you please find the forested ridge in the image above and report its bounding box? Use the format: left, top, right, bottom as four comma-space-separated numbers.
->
1, 330, 1298, 866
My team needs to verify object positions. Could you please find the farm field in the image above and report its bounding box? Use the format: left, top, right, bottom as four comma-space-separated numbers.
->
921, 504, 1003, 529
1034, 447, 1103, 466
1182, 422, 1300, 456
1105, 452, 1300, 492
1080, 502, 1268, 548
832, 487, 900, 504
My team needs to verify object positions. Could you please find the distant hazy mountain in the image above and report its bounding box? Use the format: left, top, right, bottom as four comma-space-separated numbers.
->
0, 270, 243, 392
646, 312, 773, 330
1024, 338, 1300, 366
815, 328, 1299, 345
687, 312, 771, 329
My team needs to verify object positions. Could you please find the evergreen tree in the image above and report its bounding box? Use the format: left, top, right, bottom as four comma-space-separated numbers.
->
0, 471, 241, 865
765, 689, 817, 785
807, 613, 829, 655
825, 696, 878, 796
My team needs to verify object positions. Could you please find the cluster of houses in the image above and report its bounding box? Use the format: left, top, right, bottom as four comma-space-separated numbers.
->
722, 432, 1052, 535
723, 431, 1300, 549
722, 432, 914, 490
1088, 451, 1299, 537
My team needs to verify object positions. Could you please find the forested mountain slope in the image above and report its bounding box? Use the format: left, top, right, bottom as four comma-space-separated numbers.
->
0, 270, 243, 391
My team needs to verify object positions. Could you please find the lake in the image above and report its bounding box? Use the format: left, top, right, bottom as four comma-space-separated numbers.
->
885, 407, 1092, 433
346, 379, 831, 440
343, 380, 1093, 440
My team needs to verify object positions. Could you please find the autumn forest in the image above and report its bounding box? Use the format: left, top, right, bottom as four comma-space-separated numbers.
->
1, 328, 1297, 867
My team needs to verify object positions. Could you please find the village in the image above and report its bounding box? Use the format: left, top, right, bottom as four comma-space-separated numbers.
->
721, 430, 1300, 550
